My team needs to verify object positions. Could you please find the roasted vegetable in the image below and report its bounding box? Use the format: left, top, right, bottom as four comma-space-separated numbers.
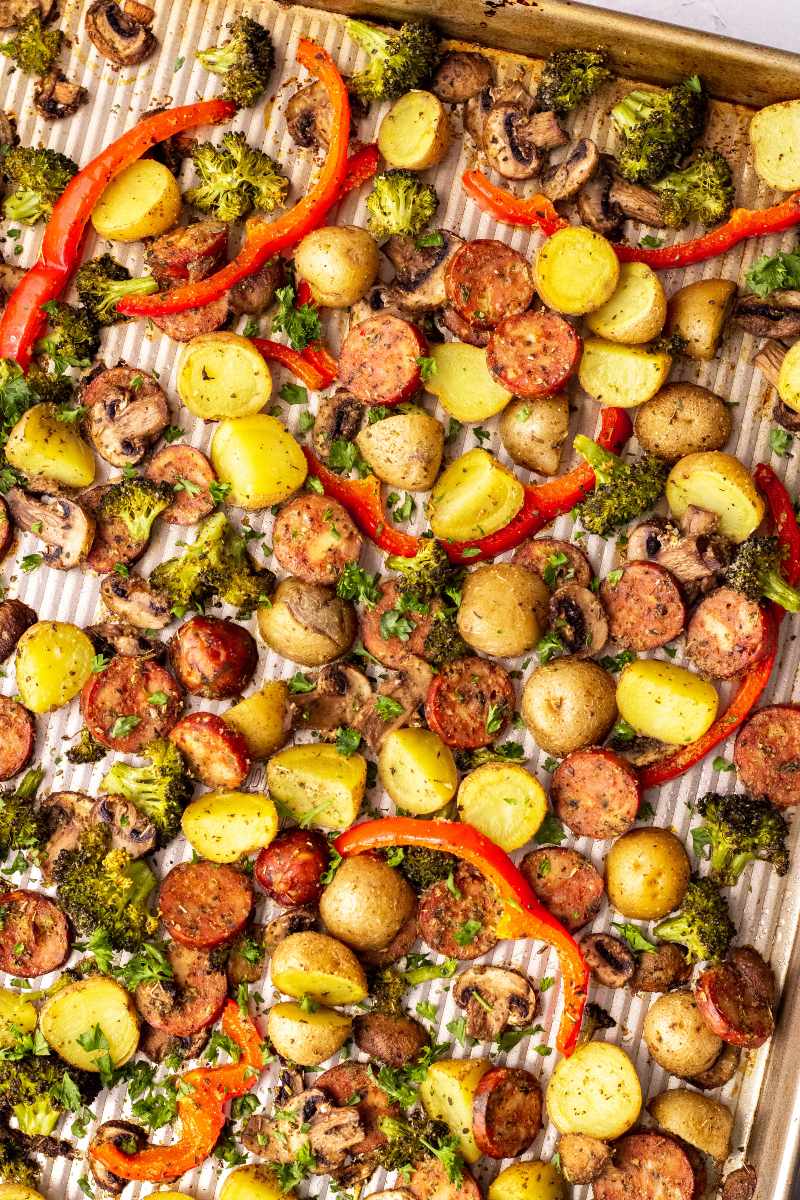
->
150, 510, 274, 617
99, 477, 173, 543
723, 535, 800, 612
0, 1124, 40, 1187
398, 845, 458, 891
1, 145, 77, 225
101, 739, 194, 842
745, 248, 800, 298
0, 1051, 98, 1137
574, 434, 668, 536
0, 768, 45, 861
652, 150, 735, 228
611, 75, 707, 183
423, 612, 471, 667
535, 47, 612, 114
53, 825, 158, 951
186, 132, 288, 222
66, 727, 107, 765
385, 538, 460, 602
74, 254, 158, 326
0, 11, 62, 75
653, 877, 735, 964
377, 1111, 464, 1180
35, 301, 99, 371
195, 15, 274, 108
694, 792, 790, 887
366, 169, 439, 240
346, 18, 440, 102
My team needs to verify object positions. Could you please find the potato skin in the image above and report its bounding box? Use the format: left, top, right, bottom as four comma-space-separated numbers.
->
634, 383, 732, 461
499, 395, 569, 476
91, 159, 181, 242
666, 278, 737, 361
605, 828, 690, 920
378, 90, 451, 170
270, 931, 368, 1005
643, 991, 723, 1078
356, 410, 444, 491
458, 563, 549, 658
648, 1088, 733, 1162
521, 659, 617, 755
319, 855, 416, 952
295, 225, 379, 308
257, 578, 356, 666
267, 1001, 351, 1066
378, 727, 458, 815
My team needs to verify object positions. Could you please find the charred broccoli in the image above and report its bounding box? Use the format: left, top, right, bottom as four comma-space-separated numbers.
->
611, 75, 707, 183
66, 727, 107, 765
695, 792, 789, 887
35, 301, 99, 370
186, 132, 288, 222
652, 149, 735, 228
535, 47, 612, 114
573, 434, 668, 537
346, 18, 439, 102
366, 169, 439, 241
195, 15, 274, 108
0, 1124, 39, 1186
53, 825, 158, 951
99, 477, 173, 543
653, 877, 735, 963
1, 145, 77, 225
0, 768, 45, 861
398, 845, 458, 892
385, 538, 458, 601
0, 1051, 98, 1137
423, 613, 470, 667
74, 254, 158, 326
370, 966, 408, 1017
723, 535, 800, 612
377, 1113, 463, 1182
100, 739, 193, 842
0, 11, 62, 75
25, 361, 75, 407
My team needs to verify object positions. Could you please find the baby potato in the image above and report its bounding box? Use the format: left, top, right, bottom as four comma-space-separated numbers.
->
578, 338, 673, 407
648, 1088, 733, 1163
426, 342, 512, 423
257, 578, 356, 666
605, 827, 690, 920
457, 762, 547, 852
356, 409, 444, 491
220, 1166, 291, 1200
498, 394, 570, 475
749, 99, 800, 190
267, 1001, 351, 1067
617, 657, 718, 746
294, 225, 380, 308
320, 855, 416, 952
0, 988, 37, 1048
522, 659, 617, 756
535, 226, 620, 315
428, 448, 524, 541
91, 159, 181, 241
419, 1058, 492, 1163
643, 992, 722, 1078
266, 743, 366, 831
586, 261, 667, 344
40, 977, 139, 1070
378, 727, 458, 815
634, 383, 732, 461
181, 790, 278, 863
16, 620, 95, 713
178, 333, 272, 420
457, 563, 549, 657
271, 931, 368, 1005
666, 278, 736, 361
378, 90, 452, 170
666, 451, 764, 543
211, 415, 307, 510
488, 1162, 566, 1200
778, 340, 800, 413
6, 403, 95, 488
224, 682, 290, 759
0, 1188, 47, 1200
546, 1043, 641, 1139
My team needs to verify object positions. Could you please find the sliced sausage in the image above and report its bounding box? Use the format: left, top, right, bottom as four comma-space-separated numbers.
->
432, 52, 493, 102
273, 494, 362, 584
630, 943, 691, 993
472, 1066, 543, 1158
513, 537, 592, 589
0, 598, 36, 662
720, 1165, 757, 1200
168, 615, 257, 699
151, 293, 229, 342
81, 366, 169, 468
593, 1132, 697, 1200
579, 932, 636, 988
254, 829, 329, 907
601, 561, 686, 651
145, 220, 227, 285
135, 942, 227, 1036
317, 1061, 399, 1157
353, 1011, 428, 1068
690, 1041, 741, 1090
169, 711, 252, 788
80, 484, 148, 574
0, 495, 11, 559
487, 310, 581, 398
549, 583, 608, 657
558, 1133, 612, 1184
694, 962, 774, 1049
0, 697, 35, 781
444, 239, 534, 330
686, 587, 772, 679
409, 1157, 481, 1200
140, 1024, 209, 1064
425, 656, 515, 749
520, 847, 604, 932
144, 445, 217, 526
727, 945, 777, 1007
229, 257, 284, 316
417, 862, 501, 959
439, 305, 491, 347
338, 313, 426, 406
81, 655, 183, 753
361, 912, 419, 966
0, 890, 70, 977
158, 861, 253, 949
361, 580, 439, 668
551, 747, 640, 839
733, 704, 800, 809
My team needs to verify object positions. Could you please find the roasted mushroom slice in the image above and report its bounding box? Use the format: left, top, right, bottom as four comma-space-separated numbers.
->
0, 0, 53, 27
140, 1024, 209, 1063
6, 487, 95, 571
242, 1088, 364, 1170
89, 1120, 147, 1194
81, 365, 169, 467
0, 598, 36, 663
382, 230, 465, 313
311, 389, 365, 463
262, 906, 320, 954
357, 658, 434, 753
525, 109, 570, 150
626, 515, 727, 591
91, 795, 157, 857
286, 78, 367, 150
88, 620, 161, 659
34, 70, 88, 119
550, 583, 608, 657
229, 257, 284, 316
295, 663, 373, 732
608, 177, 666, 227
39, 790, 96, 877
734, 291, 800, 339
432, 51, 493, 103
578, 158, 624, 238
85, 0, 157, 66
452, 965, 538, 1041
483, 102, 543, 180
0, 261, 25, 311
100, 572, 172, 630
541, 138, 600, 203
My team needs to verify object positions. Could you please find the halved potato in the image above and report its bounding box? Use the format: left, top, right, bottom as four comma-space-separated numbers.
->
648, 1088, 733, 1163
666, 451, 764, 542
749, 99, 800, 190
778, 341, 800, 413
40, 977, 139, 1071
91, 159, 181, 241
378, 90, 451, 170
0, 989, 37, 1048
178, 333, 272, 420
356, 409, 444, 491
420, 1058, 492, 1163
267, 1001, 351, 1066
498, 394, 570, 476
266, 743, 366, 831
457, 762, 546, 851
428, 448, 524, 541
211, 415, 307, 509
586, 262, 667, 344
578, 338, 672, 407
666, 279, 736, 361
221, 1167, 291, 1200
378, 727, 458, 815
546, 1043, 641, 1139
6, 403, 95, 488
426, 342, 513, 423
181, 791, 278, 863
16, 620, 95, 713
617, 658, 719, 746
535, 226, 620, 316
488, 1162, 566, 1200
224, 682, 290, 758
270, 931, 368, 1005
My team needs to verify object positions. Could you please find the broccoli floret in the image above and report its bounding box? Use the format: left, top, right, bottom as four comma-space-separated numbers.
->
535, 47, 612, 114
53, 825, 158, 952
723, 535, 800, 612
99, 477, 173, 543
34, 301, 99, 371
385, 539, 457, 601
370, 966, 408, 1017
577, 1001, 616, 1046
74, 254, 158, 326
1, 145, 77, 225
377, 1113, 463, 1182
0, 1054, 98, 1137
25, 361, 74, 407
66, 727, 107, 765
0, 768, 45, 861
423, 614, 470, 667
0, 11, 62, 75
195, 15, 274, 108
611, 75, 707, 183
653, 877, 735, 964
186, 132, 288, 223
398, 845, 458, 892
0, 1124, 39, 1187
652, 149, 735, 228
695, 792, 789, 887
366, 169, 439, 241
346, 18, 439, 102
573, 434, 668, 537
100, 739, 193, 842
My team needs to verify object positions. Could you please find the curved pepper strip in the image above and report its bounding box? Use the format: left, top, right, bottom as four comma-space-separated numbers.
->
251, 337, 330, 391
301, 343, 338, 386
336, 818, 588, 1057
92, 1001, 263, 1183
640, 463, 800, 789
462, 170, 568, 237
303, 447, 422, 557
117, 40, 351, 318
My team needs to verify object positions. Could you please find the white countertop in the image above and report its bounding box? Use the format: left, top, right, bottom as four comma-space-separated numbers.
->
581, 0, 800, 52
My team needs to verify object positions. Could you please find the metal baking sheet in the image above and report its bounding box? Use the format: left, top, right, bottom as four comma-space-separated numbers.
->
2, 0, 800, 1196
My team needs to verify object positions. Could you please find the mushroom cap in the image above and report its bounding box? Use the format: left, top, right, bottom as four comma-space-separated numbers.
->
7, 487, 95, 570
85, 0, 156, 66
453, 964, 539, 1039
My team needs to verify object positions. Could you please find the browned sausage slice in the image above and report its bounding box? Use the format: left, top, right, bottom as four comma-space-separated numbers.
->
229, 258, 284, 316
81, 655, 183, 753
690, 1042, 741, 1090
686, 587, 772, 679
0, 890, 70, 977
417, 862, 501, 959
601, 561, 686, 650
579, 932, 636, 988
317, 1061, 399, 1157
695, 962, 774, 1048
144, 445, 217, 526
520, 847, 604, 932
444, 239, 534, 329
273, 494, 363, 585
0, 495, 11, 560
410, 1157, 481, 1200
361, 580, 439, 668
593, 1132, 697, 1200
551, 747, 640, 839
720, 1165, 757, 1200
439, 305, 490, 347
146, 220, 227, 285
0, 697, 35, 781
338, 313, 426, 406
159, 861, 253, 949
361, 912, 418, 967
472, 1066, 543, 1158
0, 598, 36, 662
487, 311, 581, 398
168, 615, 257, 699
513, 537, 592, 589
727, 945, 777, 1007
425, 657, 515, 749
353, 1011, 428, 1068
81, 484, 148, 574
169, 711, 252, 788
152, 293, 230, 342
734, 704, 800, 808
135, 942, 227, 1036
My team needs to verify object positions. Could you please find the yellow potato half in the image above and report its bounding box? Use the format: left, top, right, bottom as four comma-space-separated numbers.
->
224, 682, 290, 758
546, 1042, 641, 1139
420, 1058, 492, 1163
16, 620, 95, 713
6, 403, 95, 488
778, 341, 800, 413
535, 226, 620, 316
457, 762, 546, 852
749, 100, 800, 191
379, 727, 458, 815
178, 332, 272, 420
617, 658, 718, 745
378, 90, 452, 170
40, 977, 140, 1071
181, 791, 278, 863
220, 1167, 291, 1200
428, 448, 524, 541
266, 744, 366, 831
267, 1001, 350, 1066
92, 159, 182, 242
211, 414, 307, 509
586, 262, 667, 344
270, 931, 368, 1005
488, 1162, 566, 1200
426, 342, 512, 423
579, 338, 672, 407
666, 451, 764, 543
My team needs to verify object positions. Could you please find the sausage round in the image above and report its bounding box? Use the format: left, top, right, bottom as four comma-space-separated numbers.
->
410, 1158, 481, 1200
720, 1166, 757, 1200
579, 932, 636, 988
361, 912, 419, 967
432, 52, 493, 103
0, 598, 36, 662
686, 587, 772, 679
158, 861, 253, 949
472, 1066, 543, 1158
601, 561, 686, 650
168, 615, 257, 699
338, 313, 426, 406
734, 704, 800, 808
513, 537, 592, 589
0, 495, 12, 560
135, 942, 227, 1036
551, 747, 640, 839
144, 445, 217, 526
81, 484, 148, 574
694, 962, 774, 1048
81, 654, 183, 753
519, 847, 604, 932
439, 305, 491, 347
0, 696, 35, 781
727, 945, 777, 1007
273, 494, 363, 585
146, 220, 227, 285
229, 258, 284, 316
317, 1061, 399, 1157
254, 829, 329, 907
361, 580, 439, 668
425, 656, 515, 749
152, 293, 230, 342
169, 711, 252, 789
353, 1011, 429, 1068
417, 862, 501, 959
593, 1132, 697, 1200
444, 239, 534, 329
487, 311, 581, 398
0, 890, 70, 977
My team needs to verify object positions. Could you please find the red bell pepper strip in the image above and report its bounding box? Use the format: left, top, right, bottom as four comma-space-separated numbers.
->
117, 40, 351, 319
251, 337, 330, 391
303, 447, 422, 557
334, 141, 380, 203
462, 169, 568, 237
0, 98, 235, 367
92, 1001, 263, 1183
302, 342, 338, 386
336, 818, 589, 1056
754, 462, 800, 587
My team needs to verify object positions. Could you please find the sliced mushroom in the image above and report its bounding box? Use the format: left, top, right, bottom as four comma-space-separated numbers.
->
464, 86, 493, 145
541, 138, 600, 203
242, 1089, 363, 1171
39, 790, 96, 877
81, 365, 170, 468
85, 0, 157, 65
608, 177, 666, 227
34, 69, 88, 119
229, 257, 284, 316
432, 51, 493, 103
140, 1024, 209, 1063
690, 1042, 741, 1090
348, 286, 401, 330
100, 572, 173, 630
6, 487, 95, 571
286, 78, 367, 151
357, 657, 434, 753
0, 0, 53, 27
262, 906, 319, 954
734, 290, 800, 339
483, 102, 542, 180
452, 964, 538, 1041
0, 262, 25, 311
365, 1191, 416, 1200
91, 794, 157, 857
311, 389, 365, 464
578, 157, 624, 238
0, 598, 37, 663
295, 663, 373, 732
0, 110, 15, 147
89, 1120, 147, 1194
626, 515, 728, 591
549, 583, 608, 657
88, 620, 162, 659
753, 338, 787, 389
382, 230, 465, 313
580, 932, 636, 988
525, 109, 570, 150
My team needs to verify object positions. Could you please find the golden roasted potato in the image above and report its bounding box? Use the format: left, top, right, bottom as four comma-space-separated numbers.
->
378, 727, 458, 815
535, 226, 620, 315
499, 394, 570, 475
211, 415, 306, 509
457, 563, 549, 657
91, 159, 181, 241
378, 90, 451, 170
634, 383, 732, 461
616, 658, 719, 744
6, 403, 95, 488
15, 620, 95, 713
257, 578, 356, 666
266, 743, 366, 831
666, 451, 764, 543
586, 261, 667, 344
457, 762, 547, 851
40, 977, 139, 1070
521, 659, 617, 755
419, 1058, 492, 1163
666, 278, 736, 361
648, 1088, 733, 1162
546, 1043, 641, 1139
319, 856, 415, 952
778, 341, 800, 413
426, 342, 512, 422
356, 409, 444, 491
488, 1162, 566, 1200
0, 989, 36, 1048
605, 827, 690, 920
294, 225, 380, 308
181, 791, 278, 863
749, 99, 800, 190
429, 448, 524, 541
178, 333, 272, 420
270, 931, 368, 1005
224, 682, 290, 759
578, 338, 672, 407
267, 1001, 350, 1066
643, 992, 722, 1078
220, 1167, 290, 1200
